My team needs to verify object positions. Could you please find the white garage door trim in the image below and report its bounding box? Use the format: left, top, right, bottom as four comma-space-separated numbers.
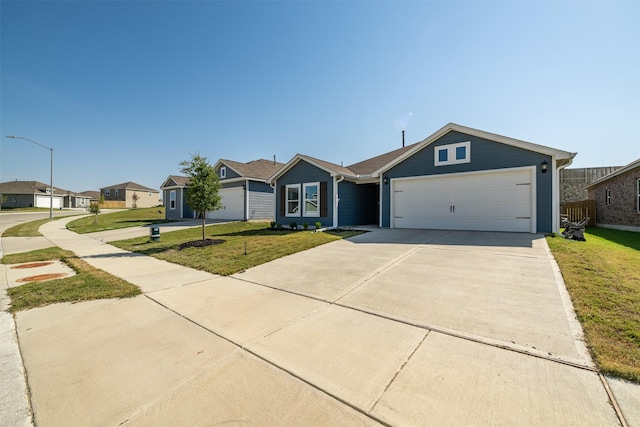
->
391, 166, 536, 233
206, 187, 245, 220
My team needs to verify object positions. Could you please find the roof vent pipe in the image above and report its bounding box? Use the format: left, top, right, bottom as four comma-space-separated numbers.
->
273, 155, 276, 165
402, 130, 405, 147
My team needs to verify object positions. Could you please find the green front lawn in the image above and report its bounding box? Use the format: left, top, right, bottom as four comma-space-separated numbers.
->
2, 247, 141, 312
2, 218, 55, 237
66, 207, 168, 233
546, 228, 640, 383
112, 221, 362, 276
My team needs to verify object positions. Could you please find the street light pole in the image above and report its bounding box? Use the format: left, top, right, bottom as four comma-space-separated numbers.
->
5, 136, 54, 219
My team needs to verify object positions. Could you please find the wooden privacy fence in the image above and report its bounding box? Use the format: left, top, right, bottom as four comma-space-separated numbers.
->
561, 200, 596, 226
99, 201, 126, 209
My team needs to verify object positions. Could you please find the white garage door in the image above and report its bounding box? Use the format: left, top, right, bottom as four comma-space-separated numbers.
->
206, 187, 245, 220
36, 195, 62, 209
392, 168, 535, 233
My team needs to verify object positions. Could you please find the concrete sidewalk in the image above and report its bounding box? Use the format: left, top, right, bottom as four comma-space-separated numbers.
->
7, 218, 639, 425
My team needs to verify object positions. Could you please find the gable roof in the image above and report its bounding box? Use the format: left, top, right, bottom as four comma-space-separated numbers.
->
100, 182, 158, 192
586, 158, 640, 188
0, 180, 68, 195
216, 159, 285, 180
370, 123, 576, 177
268, 154, 358, 183
160, 175, 190, 189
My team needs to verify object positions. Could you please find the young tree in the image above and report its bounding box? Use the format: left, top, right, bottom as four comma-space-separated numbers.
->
131, 191, 139, 209
179, 153, 222, 240
89, 201, 101, 224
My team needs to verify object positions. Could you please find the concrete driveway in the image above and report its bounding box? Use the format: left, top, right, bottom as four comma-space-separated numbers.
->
9, 221, 631, 426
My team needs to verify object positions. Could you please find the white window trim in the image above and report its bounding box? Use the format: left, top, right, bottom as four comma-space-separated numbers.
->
637, 179, 640, 213
434, 141, 471, 167
169, 190, 176, 210
220, 167, 227, 179
303, 182, 320, 217
104, 190, 110, 196
285, 184, 301, 217
115, 189, 119, 195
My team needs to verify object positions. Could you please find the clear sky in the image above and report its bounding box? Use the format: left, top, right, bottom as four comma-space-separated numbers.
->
1, 0, 639, 194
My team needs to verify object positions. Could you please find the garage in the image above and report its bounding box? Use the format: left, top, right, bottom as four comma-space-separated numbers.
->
206, 187, 245, 220
35, 195, 62, 209
391, 167, 535, 233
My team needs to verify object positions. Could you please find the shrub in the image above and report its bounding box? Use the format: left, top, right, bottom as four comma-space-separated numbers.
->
315, 221, 322, 230
270, 221, 276, 230
302, 222, 309, 230
289, 221, 297, 231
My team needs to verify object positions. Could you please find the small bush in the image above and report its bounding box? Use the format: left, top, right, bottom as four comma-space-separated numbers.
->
315, 221, 322, 230
270, 221, 276, 230
289, 221, 298, 231
302, 222, 309, 230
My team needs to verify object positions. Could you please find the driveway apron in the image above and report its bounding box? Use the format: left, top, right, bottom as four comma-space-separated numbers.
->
13, 219, 628, 426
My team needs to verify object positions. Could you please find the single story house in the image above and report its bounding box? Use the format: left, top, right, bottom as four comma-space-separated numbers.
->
269, 123, 576, 233
0, 180, 90, 209
100, 182, 160, 208
586, 158, 640, 232
161, 158, 284, 221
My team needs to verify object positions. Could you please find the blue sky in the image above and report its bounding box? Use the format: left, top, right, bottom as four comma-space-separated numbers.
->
1, 0, 639, 194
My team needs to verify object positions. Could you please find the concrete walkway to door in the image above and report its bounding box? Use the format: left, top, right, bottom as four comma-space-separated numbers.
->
8, 219, 637, 426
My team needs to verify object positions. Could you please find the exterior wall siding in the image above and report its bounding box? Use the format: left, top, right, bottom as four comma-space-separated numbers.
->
381, 131, 554, 232
274, 161, 333, 227
218, 165, 241, 180
126, 189, 159, 208
1, 194, 36, 209
588, 168, 640, 230
338, 181, 378, 226
248, 181, 275, 220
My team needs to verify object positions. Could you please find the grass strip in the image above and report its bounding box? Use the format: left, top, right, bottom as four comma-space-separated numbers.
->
112, 221, 362, 276
66, 207, 168, 234
2, 247, 141, 312
2, 218, 54, 237
546, 227, 640, 383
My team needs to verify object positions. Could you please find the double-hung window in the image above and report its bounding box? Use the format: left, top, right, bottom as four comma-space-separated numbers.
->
606, 189, 611, 206
170, 190, 176, 210
303, 182, 320, 217
286, 184, 300, 216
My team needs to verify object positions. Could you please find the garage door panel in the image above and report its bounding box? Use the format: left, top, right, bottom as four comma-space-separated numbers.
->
392, 168, 534, 233
206, 188, 244, 220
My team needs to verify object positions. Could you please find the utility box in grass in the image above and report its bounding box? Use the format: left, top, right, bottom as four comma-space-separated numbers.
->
150, 226, 160, 242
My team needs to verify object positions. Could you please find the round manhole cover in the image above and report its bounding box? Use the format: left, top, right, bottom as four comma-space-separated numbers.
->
11, 262, 54, 269
16, 273, 68, 283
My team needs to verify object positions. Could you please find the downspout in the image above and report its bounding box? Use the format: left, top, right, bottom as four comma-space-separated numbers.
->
269, 181, 276, 222
245, 178, 250, 221
553, 154, 576, 233
333, 175, 344, 228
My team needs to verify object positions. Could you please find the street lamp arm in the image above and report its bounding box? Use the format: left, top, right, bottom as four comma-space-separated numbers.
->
5, 135, 55, 219
6, 135, 53, 152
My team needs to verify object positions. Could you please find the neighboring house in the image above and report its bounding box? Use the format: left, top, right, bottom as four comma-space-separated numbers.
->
78, 190, 101, 203
586, 158, 640, 232
161, 159, 284, 221
62, 191, 91, 209
560, 166, 622, 204
100, 182, 160, 208
269, 123, 576, 233
0, 180, 66, 209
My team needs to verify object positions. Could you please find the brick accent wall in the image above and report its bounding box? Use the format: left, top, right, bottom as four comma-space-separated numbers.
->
588, 167, 640, 228
560, 167, 622, 204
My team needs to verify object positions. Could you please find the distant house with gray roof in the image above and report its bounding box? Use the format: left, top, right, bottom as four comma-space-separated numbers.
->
0, 180, 90, 209
99, 182, 160, 209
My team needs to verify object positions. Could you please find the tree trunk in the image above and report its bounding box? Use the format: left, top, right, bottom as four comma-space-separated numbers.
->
201, 213, 206, 240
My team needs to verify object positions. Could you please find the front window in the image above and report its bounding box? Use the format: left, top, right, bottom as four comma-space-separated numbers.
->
286, 184, 300, 216
220, 167, 226, 179
170, 190, 176, 209
303, 182, 319, 217
606, 189, 611, 206
105, 190, 110, 196
115, 189, 119, 196
435, 141, 471, 166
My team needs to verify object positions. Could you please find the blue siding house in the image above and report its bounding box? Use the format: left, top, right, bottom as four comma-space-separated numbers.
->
161, 158, 284, 221
269, 123, 576, 233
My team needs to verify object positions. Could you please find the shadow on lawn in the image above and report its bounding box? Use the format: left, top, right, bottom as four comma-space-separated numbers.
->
587, 227, 640, 252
